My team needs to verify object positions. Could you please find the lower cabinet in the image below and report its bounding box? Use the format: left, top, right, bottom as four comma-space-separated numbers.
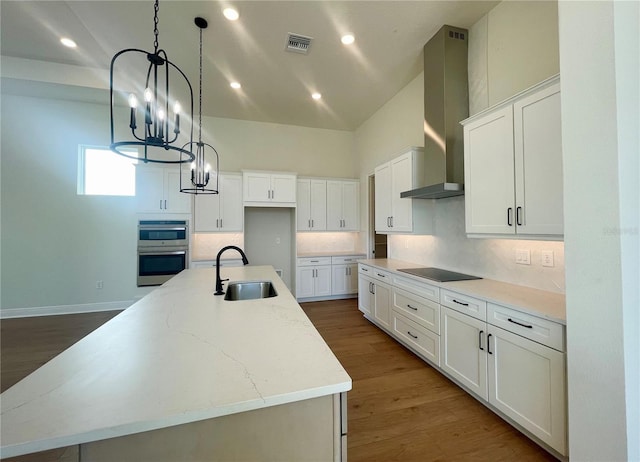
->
331, 256, 361, 296
357, 264, 567, 457
296, 257, 332, 299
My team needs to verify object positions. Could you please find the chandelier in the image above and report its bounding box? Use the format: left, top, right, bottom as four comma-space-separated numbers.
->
109, 0, 195, 164
180, 17, 219, 195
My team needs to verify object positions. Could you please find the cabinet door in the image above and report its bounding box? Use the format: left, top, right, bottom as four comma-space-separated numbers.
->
514, 84, 563, 236
244, 172, 271, 202
309, 180, 327, 230
390, 152, 413, 232
296, 180, 311, 230
374, 163, 392, 232
314, 265, 332, 297
346, 264, 359, 294
358, 274, 373, 315
136, 168, 165, 212
440, 307, 488, 400
296, 266, 315, 299
219, 174, 243, 231
487, 325, 566, 455
331, 265, 349, 296
341, 181, 359, 231
464, 106, 516, 235
165, 170, 192, 213
194, 194, 221, 232
271, 174, 296, 203
373, 281, 392, 329
326, 181, 343, 231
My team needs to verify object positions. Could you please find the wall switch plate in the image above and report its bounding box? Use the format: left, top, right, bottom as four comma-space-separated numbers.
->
515, 249, 531, 265
541, 250, 554, 267
96, 280, 104, 289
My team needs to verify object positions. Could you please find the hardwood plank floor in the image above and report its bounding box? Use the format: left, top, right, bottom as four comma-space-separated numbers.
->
300, 298, 558, 462
0, 300, 557, 461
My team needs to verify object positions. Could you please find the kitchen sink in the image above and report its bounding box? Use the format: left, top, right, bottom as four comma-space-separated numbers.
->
223, 281, 278, 301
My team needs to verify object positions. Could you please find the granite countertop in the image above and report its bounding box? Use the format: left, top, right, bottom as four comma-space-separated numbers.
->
0, 266, 352, 459
297, 251, 367, 258
359, 258, 566, 324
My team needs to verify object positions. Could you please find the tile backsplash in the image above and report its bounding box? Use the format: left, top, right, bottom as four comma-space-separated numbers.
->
192, 233, 244, 261
389, 197, 565, 294
296, 232, 360, 254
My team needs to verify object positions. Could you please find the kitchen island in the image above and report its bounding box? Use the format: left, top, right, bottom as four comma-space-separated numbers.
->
0, 266, 351, 461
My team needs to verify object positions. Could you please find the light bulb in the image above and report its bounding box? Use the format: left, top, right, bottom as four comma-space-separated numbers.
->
144, 88, 153, 102
128, 94, 138, 108
191, 162, 196, 170
311, 92, 322, 100
341, 34, 355, 45
223, 7, 239, 21
158, 109, 165, 121
230, 82, 241, 89
173, 101, 181, 114
205, 163, 211, 172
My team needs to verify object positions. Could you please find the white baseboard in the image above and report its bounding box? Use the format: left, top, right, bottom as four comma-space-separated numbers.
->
0, 300, 133, 319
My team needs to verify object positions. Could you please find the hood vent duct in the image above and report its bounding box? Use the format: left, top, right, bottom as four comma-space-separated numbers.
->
401, 25, 469, 200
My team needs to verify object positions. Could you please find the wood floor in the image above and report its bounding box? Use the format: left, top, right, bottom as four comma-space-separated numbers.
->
0, 300, 557, 461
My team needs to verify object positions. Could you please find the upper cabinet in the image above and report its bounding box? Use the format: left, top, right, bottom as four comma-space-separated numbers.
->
462, 76, 563, 238
243, 171, 296, 207
375, 147, 432, 234
326, 180, 359, 231
193, 173, 243, 233
297, 179, 327, 231
136, 166, 191, 214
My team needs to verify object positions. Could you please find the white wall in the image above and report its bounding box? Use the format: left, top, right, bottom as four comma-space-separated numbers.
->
559, 1, 639, 459
354, 0, 564, 293
0, 90, 356, 311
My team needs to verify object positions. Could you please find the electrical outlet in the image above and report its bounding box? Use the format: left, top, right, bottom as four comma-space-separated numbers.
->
541, 250, 554, 267
96, 280, 104, 289
275, 237, 281, 245
515, 249, 531, 265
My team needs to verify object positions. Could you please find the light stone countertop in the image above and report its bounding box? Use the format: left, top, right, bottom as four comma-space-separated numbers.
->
359, 259, 566, 324
0, 266, 352, 459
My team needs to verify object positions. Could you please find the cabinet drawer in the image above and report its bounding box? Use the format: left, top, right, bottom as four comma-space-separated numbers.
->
488, 303, 565, 352
332, 255, 365, 265
370, 268, 393, 284
440, 289, 487, 321
298, 257, 332, 266
392, 311, 440, 366
392, 287, 440, 334
392, 274, 439, 303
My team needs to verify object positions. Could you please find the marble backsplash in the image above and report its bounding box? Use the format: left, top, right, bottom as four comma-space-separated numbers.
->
388, 197, 566, 294
296, 232, 361, 255
191, 233, 244, 261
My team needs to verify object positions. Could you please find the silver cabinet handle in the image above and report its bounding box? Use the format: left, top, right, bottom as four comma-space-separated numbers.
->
216, 218, 219, 228
160, 200, 163, 210
390, 216, 393, 227
164, 200, 167, 209
311, 219, 314, 227
376, 273, 386, 278
362, 267, 369, 272
220, 219, 223, 228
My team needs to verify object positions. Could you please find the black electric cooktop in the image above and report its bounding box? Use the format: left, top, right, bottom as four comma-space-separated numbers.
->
397, 267, 482, 282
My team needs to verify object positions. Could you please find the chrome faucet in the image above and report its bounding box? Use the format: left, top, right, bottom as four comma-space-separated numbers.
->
215, 245, 249, 295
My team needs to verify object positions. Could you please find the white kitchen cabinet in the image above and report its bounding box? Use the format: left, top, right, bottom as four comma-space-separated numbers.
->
462, 75, 563, 237
330, 256, 362, 296
440, 289, 566, 456
375, 147, 431, 234
357, 264, 392, 329
392, 311, 440, 366
326, 180, 359, 231
136, 166, 191, 214
296, 257, 331, 298
243, 171, 296, 206
296, 179, 327, 231
194, 173, 243, 232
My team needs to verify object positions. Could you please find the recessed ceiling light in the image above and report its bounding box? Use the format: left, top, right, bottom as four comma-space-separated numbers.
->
223, 8, 239, 21
60, 37, 77, 48
311, 92, 322, 100
230, 81, 241, 89
341, 34, 355, 45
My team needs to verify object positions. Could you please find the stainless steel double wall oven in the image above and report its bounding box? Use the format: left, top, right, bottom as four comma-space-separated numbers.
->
137, 220, 189, 286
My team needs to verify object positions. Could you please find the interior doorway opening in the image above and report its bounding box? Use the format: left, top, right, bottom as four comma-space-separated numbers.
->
368, 174, 387, 259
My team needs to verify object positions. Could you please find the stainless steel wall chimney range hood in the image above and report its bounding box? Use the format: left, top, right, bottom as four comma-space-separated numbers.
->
401, 25, 469, 200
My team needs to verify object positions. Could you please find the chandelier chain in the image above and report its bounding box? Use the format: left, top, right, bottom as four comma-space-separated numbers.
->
198, 26, 203, 143
153, 0, 159, 52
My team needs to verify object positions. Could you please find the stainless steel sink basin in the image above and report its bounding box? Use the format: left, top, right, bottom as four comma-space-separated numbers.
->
223, 281, 278, 301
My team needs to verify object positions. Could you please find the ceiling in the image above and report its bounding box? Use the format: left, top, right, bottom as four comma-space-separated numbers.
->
0, 1, 498, 131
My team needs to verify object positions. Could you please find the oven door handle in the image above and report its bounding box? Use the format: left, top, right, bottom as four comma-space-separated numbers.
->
138, 250, 187, 256
139, 227, 187, 232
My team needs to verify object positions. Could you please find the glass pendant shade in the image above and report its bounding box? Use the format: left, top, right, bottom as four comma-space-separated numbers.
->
180, 16, 219, 195
109, 0, 195, 164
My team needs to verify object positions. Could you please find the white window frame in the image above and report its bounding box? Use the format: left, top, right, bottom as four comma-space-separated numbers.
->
78, 145, 138, 196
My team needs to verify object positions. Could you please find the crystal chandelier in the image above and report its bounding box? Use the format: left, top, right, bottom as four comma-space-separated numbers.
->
180, 17, 219, 194
109, 0, 195, 164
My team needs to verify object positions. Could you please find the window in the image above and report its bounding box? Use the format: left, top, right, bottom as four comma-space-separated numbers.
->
78, 146, 138, 196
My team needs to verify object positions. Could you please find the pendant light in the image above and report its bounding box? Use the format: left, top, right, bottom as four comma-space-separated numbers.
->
180, 17, 219, 195
109, 0, 195, 164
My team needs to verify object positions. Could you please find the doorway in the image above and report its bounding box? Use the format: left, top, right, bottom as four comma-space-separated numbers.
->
368, 174, 387, 259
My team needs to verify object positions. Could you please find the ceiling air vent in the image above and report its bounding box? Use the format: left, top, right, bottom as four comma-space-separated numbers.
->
285, 33, 312, 54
